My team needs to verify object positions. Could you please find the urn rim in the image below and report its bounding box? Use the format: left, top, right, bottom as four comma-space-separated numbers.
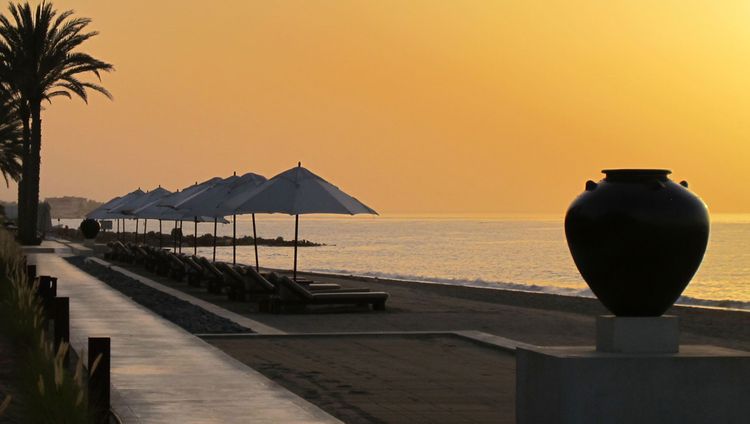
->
602, 169, 671, 182
602, 168, 671, 176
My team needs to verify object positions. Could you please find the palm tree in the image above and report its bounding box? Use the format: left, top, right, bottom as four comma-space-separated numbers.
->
0, 1, 113, 244
0, 88, 21, 186
0, 137, 21, 186
0, 27, 28, 229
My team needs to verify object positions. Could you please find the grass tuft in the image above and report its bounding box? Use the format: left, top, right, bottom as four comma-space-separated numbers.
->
0, 229, 89, 422
0, 394, 11, 416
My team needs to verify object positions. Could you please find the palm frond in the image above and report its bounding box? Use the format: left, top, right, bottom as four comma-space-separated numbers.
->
0, 86, 21, 185
0, 1, 113, 103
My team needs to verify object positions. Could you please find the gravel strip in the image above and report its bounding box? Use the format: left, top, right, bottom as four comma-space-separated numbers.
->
65, 256, 251, 334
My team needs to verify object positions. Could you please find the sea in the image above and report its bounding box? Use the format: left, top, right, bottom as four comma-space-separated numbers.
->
59, 214, 750, 311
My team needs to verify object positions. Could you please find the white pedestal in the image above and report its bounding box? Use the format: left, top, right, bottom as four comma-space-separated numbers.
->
596, 315, 679, 353
516, 316, 750, 423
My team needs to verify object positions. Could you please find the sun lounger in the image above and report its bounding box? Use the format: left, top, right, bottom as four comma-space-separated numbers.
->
112, 241, 135, 263
235, 267, 284, 310
270, 275, 388, 313
215, 262, 244, 300
164, 252, 188, 281
107, 240, 124, 261
104, 241, 126, 261
181, 255, 204, 286
129, 244, 152, 267
143, 246, 172, 276
152, 249, 168, 276
128, 243, 147, 266
264, 271, 371, 293
195, 256, 225, 294
139, 246, 161, 273
211, 264, 367, 308
104, 242, 117, 260
214, 263, 273, 301
241, 266, 277, 293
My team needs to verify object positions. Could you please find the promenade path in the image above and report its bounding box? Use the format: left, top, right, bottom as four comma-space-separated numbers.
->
27, 243, 340, 424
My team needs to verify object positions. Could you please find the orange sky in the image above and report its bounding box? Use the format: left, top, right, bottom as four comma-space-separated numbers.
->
2, 0, 750, 213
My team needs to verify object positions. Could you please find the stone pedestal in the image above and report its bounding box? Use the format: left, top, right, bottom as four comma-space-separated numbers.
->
516, 316, 750, 424
596, 315, 679, 353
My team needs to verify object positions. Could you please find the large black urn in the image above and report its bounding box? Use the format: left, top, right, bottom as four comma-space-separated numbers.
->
565, 169, 709, 316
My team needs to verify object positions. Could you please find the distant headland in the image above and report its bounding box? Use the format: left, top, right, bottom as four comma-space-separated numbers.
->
0, 196, 103, 220
51, 226, 324, 248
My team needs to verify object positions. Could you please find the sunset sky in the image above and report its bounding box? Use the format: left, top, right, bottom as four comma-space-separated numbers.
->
2, 0, 749, 213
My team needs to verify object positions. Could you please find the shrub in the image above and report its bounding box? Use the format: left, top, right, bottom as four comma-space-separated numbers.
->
0, 229, 89, 422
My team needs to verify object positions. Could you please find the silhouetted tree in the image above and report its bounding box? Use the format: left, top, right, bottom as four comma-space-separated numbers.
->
0, 38, 27, 225
0, 93, 22, 185
0, 1, 113, 244
0, 88, 21, 186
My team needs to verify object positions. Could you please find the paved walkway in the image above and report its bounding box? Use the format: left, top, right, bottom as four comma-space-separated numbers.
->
28, 248, 340, 424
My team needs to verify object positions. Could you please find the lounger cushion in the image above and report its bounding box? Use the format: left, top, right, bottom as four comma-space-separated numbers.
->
243, 267, 276, 292
276, 276, 388, 305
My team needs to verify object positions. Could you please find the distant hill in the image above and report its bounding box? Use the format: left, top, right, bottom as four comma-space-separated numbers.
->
44, 196, 103, 219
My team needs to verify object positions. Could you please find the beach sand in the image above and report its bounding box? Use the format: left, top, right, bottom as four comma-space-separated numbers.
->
208, 334, 515, 424
106, 261, 749, 423
136, 265, 748, 351
283, 271, 750, 351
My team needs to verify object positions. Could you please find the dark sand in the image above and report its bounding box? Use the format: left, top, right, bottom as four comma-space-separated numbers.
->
207, 334, 515, 424
115, 261, 750, 350
107, 259, 749, 423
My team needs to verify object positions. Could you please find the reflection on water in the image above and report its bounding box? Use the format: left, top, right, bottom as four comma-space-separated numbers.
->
58, 214, 750, 309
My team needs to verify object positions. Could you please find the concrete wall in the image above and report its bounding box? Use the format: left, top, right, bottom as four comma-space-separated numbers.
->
516, 345, 750, 424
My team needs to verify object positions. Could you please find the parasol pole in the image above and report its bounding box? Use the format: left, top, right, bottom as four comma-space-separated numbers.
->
212, 217, 217, 262
252, 213, 259, 272
232, 214, 236, 265
178, 220, 183, 253
293, 214, 299, 280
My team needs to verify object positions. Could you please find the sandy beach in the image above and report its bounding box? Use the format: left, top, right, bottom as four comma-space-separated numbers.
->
207, 334, 516, 424
120, 263, 749, 350
290, 271, 750, 351
91, 258, 749, 423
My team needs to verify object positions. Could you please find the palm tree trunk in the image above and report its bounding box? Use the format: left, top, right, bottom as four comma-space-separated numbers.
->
20, 101, 41, 245
17, 106, 30, 235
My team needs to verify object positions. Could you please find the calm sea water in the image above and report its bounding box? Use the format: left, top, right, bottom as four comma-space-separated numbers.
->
60, 214, 750, 310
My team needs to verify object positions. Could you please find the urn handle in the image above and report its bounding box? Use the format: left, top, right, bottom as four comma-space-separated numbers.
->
680, 180, 689, 188
585, 180, 598, 191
